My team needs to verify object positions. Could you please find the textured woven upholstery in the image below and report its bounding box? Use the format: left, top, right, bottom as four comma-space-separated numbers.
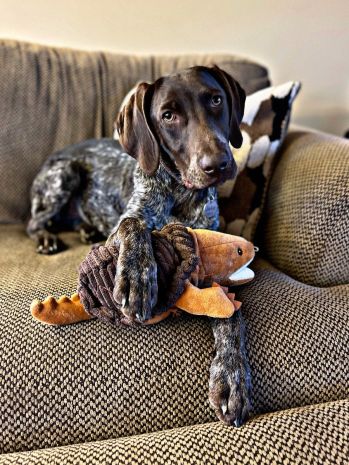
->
0, 226, 216, 454
260, 129, 349, 286
0, 40, 348, 463
0, 226, 348, 454
1, 400, 348, 464
239, 258, 349, 414
151, 54, 270, 94
0, 40, 269, 223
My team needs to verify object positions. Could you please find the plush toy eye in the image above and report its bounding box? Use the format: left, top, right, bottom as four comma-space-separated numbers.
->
162, 111, 175, 122
237, 248, 243, 256
211, 95, 223, 106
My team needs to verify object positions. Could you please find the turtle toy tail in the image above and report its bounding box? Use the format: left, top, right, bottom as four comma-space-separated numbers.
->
30, 293, 92, 326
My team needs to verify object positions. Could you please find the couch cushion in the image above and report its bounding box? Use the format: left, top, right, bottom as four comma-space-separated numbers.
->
238, 258, 349, 415
1, 225, 348, 453
0, 400, 348, 464
0, 40, 270, 224
0, 225, 216, 454
260, 129, 349, 286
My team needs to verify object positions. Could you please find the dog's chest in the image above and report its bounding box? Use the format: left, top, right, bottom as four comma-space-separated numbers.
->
171, 186, 219, 230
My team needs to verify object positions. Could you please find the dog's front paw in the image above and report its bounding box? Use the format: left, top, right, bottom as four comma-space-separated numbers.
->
209, 354, 251, 427
114, 252, 158, 322
108, 218, 158, 322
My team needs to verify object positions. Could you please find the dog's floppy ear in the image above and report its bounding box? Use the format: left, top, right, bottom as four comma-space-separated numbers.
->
115, 82, 160, 175
209, 66, 246, 148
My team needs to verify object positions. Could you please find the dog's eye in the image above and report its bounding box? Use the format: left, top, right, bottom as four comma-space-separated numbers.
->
211, 95, 223, 106
237, 248, 243, 256
162, 111, 175, 122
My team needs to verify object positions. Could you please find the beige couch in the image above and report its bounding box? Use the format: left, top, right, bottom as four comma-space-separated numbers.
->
0, 40, 348, 464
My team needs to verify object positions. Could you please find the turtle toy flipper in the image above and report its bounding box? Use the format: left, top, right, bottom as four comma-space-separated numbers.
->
30, 293, 93, 326
175, 281, 242, 318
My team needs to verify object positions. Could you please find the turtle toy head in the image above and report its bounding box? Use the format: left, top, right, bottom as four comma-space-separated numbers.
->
190, 229, 257, 287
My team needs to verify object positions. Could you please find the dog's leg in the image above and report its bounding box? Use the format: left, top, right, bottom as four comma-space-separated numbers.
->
209, 312, 251, 427
27, 160, 80, 254
106, 217, 158, 322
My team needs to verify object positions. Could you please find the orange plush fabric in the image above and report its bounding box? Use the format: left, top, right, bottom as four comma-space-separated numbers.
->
188, 228, 256, 286
31, 293, 92, 325
175, 282, 241, 318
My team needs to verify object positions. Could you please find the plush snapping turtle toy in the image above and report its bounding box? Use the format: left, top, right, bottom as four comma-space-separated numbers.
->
31, 224, 257, 326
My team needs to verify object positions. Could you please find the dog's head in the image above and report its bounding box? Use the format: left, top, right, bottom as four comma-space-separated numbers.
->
115, 65, 245, 189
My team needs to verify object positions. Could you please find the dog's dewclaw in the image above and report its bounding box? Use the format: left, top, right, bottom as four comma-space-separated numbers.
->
30, 293, 92, 325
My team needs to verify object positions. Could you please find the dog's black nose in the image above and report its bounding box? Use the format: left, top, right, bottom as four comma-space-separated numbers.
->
199, 155, 229, 175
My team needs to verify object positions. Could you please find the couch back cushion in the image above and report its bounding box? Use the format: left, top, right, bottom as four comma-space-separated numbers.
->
260, 130, 349, 287
0, 40, 152, 223
151, 55, 270, 95
0, 39, 270, 223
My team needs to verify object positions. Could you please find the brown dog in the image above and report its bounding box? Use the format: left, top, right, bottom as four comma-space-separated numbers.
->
27, 65, 249, 426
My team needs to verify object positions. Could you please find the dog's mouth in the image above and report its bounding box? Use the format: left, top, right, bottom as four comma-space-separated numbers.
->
182, 177, 216, 190
183, 179, 195, 189
182, 168, 234, 190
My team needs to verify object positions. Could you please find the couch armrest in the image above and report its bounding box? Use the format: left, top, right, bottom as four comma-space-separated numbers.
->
259, 128, 349, 287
